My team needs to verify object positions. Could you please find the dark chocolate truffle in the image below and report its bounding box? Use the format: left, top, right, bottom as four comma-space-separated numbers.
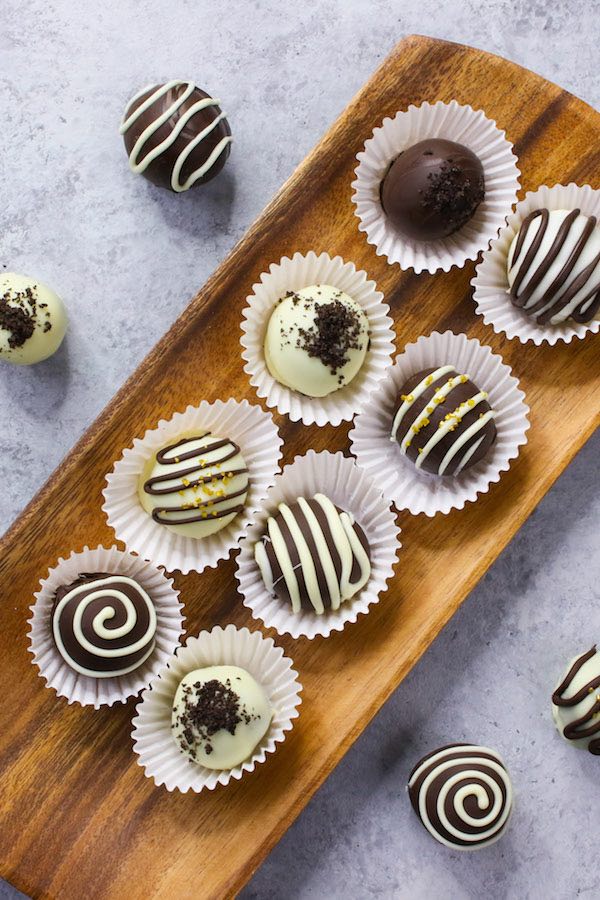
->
253, 493, 371, 615
52, 572, 157, 678
120, 80, 232, 192
552, 645, 600, 755
408, 744, 513, 850
391, 365, 496, 477
380, 139, 485, 241
507, 208, 600, 325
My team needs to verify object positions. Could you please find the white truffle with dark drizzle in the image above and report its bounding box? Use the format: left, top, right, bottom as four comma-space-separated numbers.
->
552, 645, 600, 755
139, 432, 249, 539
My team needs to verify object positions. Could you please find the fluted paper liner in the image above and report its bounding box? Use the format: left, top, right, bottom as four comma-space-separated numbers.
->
240, 251, 395, 426
349, 332, 529, 517
472, 183, 600, 345
351, 100, 520, 273
131, 625, 302, 792
102, 399, 283, 573
28, 545, 184, 708
235, 450, 401, 639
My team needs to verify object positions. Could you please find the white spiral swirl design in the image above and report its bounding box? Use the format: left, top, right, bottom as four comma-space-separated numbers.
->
408, 744, 513, 850
52, 575, 157, 678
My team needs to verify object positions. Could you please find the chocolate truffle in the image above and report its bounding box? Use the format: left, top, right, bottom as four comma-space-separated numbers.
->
171, 665, 272, 770
0, 273, 67, 365
507, 208, 600, 325
264, 284, 370, 397
408, 744, 513, 850
391, 366, 497, 477
139, 432, 249, 538
380, 138, 485, 241
254, 492, 371, 615
552, 645, 600, 755
120, 80, 232, 192
52, 573, 157, 678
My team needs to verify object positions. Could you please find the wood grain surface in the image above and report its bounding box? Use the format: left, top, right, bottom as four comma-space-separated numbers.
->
1, 35, 599, 900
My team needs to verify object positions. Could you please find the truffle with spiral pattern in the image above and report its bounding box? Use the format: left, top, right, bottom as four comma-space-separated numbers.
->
52, 573, 157, 678
407, 744, 513, 850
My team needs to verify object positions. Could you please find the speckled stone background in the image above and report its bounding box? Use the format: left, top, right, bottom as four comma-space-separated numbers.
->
1, 1, 599, 898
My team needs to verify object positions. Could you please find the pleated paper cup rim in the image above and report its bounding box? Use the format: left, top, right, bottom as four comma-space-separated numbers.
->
102, 399, 283, 574
235, 450, 401, 639
351, 100, 520, 273
240, 251, 395, 426
472, 183, 600, 345
349, 331, 530, 517
28, 545, 185, 708
131, 624, 302, 792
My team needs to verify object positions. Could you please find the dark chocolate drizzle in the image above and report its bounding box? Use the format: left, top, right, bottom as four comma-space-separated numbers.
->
552, 645, 600, 755
143, 433, 249, 526
509, 208, 600, 324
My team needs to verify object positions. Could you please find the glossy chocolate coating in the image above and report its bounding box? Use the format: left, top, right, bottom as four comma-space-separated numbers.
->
380, 139, 485, 240
121, 81, 232, 192
52, 572, 157, 677
391, 366, 496, 476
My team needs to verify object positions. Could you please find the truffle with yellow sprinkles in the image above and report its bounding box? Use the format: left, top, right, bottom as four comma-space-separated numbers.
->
391, 366, 497, 476
138, 432, 249, 538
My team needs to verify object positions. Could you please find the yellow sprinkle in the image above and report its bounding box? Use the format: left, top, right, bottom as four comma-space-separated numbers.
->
460, 375, 469, 383
425, 376, 433, 386
400, 393, 414, 403
482, 391, 488, 399
468, 399, 475, 407
174, 457, 180, 463
426, 406, 434, 415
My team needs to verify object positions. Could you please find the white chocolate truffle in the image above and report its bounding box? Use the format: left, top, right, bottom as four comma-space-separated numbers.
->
138, 431, 249, 539
171, 665, 273, 769
264, 284, 369, 397
507, 208, 600, 325
552, 645, 600, 755
0, 272, 67, 365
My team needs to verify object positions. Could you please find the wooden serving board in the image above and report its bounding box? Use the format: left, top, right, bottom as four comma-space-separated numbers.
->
1, 35, 599, 900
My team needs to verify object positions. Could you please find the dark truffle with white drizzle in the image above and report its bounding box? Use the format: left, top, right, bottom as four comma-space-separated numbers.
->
552, 645, 600, 754
139, 432, 249, 538
254, 493, 371, 615
507, 208, 600, 324
120, 80, 232, 192
52, 573, 157, 678
391, 366, 497, 476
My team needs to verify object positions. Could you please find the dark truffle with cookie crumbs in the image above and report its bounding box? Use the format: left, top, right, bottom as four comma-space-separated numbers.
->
380, 138, 485, 241
171, 665, 272, 769
264, 283, 370, 397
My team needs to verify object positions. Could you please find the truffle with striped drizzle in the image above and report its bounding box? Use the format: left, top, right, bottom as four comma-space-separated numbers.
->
408, 744, 514, 850
52, 573, 157, 678
254, 493, 371, 615
139, 432, 249, 539
391, 366, 497, 476
507, 208, 600, 325
552, 645, 600, 755
120, 80, 232, 192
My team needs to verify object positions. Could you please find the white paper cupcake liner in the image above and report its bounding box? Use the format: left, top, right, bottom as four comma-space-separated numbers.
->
472, 183, 600, 345
28, 545, 184, 708
131, 625, 302, 792
351, 100, 520, 273
349, 332, 530, 517
240, 251, 395, 426
102, 399, 283, 573
235, 450, 401, 639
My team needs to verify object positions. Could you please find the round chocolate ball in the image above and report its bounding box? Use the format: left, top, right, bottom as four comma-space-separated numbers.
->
391, 365, 497, 477
254, 493, 371, 615
552, 644, 600, 755
0, 272, 67, 365
507, 208, 600, 325
380, 138, 485, 241
264, 284, 370, 398
120, 80, 232, 192
138, 432, 249, 539
408, 744, 513, 850
171, 665, 272, 770
52, 572, 157, 678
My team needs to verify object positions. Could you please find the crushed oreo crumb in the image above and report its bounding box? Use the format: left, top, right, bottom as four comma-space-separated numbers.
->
173, 677, 257, 760
294, 294, 367, 375
0, 285, 46, 349
422, 161, 484, 232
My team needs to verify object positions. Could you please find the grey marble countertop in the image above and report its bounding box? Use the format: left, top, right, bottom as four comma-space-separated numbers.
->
1, 1, 598, 898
